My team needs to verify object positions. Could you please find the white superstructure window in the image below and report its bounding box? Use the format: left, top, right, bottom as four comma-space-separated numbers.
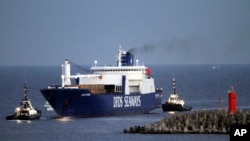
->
115, 85, 122, 92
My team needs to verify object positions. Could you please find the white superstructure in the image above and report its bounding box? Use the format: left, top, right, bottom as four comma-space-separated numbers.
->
60, 46, 155, 95
15, 99, 39, 116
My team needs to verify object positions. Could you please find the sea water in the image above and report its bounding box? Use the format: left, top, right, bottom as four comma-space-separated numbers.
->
1, 65, 250, 141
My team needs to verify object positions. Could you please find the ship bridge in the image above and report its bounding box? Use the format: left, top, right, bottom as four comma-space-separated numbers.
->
90, 66, 149, 80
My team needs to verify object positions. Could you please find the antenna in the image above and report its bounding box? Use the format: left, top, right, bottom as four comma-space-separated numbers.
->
23, 68, 28, 100
172, 75, 177, 94
23, 82, 28, 100
117, 45, 122, 67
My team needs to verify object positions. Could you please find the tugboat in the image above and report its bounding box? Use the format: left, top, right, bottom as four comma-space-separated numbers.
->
6, 83, 41, 120
162, 78, 192, 112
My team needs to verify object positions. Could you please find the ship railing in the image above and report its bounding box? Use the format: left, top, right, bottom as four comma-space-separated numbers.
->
70, 74, 101, 79
48, 84, 61, 89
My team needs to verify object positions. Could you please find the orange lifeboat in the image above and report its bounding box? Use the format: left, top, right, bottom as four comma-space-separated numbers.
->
145, 67, 151, 75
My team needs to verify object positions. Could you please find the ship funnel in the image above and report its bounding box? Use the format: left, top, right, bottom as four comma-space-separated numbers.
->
121, 51, 134, 66
117, 46, 134, 66
61, 59, 71, 87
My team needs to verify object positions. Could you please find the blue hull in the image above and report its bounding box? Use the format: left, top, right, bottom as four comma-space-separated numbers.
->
40, 88, 162, 117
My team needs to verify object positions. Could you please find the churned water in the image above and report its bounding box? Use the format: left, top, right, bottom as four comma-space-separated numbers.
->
1, 65, 250, 141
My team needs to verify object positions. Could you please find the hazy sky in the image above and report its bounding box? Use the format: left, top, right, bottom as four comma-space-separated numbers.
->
1, 0, 250, 66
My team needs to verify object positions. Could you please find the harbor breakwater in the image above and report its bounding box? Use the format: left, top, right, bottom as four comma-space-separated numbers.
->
124, 109, 250, 134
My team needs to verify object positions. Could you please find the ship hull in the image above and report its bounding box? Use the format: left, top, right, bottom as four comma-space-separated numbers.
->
40, 88, 162, 117
162, 102, 192, 112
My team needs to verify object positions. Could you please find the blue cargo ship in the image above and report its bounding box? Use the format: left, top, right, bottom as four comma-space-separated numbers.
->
40, 46, 162, 117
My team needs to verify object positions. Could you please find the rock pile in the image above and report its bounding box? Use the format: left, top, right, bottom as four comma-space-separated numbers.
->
124, 109, 250, 134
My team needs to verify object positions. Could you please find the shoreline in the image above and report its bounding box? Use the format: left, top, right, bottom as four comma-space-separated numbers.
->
124, 109, 250, 134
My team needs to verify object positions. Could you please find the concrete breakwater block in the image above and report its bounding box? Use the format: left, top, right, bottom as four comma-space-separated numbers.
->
124, 109, 250, 134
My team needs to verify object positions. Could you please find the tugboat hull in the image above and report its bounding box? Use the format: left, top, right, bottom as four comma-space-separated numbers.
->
6, 110, 41, 120
162, 103, 192, 112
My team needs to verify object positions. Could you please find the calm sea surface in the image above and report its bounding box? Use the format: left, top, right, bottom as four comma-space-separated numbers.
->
1, 65, 250, 141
